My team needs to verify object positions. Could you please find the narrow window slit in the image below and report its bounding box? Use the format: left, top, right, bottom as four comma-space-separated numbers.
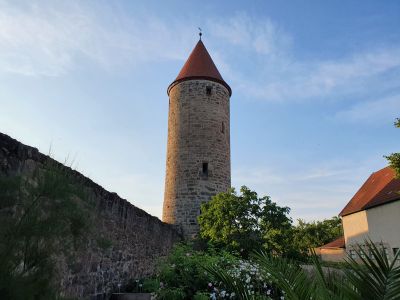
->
202, 162, 209, 178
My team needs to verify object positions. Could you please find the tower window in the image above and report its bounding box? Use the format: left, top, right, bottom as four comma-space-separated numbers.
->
202, 162, 209, 178
221, 121, 225, 133
206, 86, 212, 96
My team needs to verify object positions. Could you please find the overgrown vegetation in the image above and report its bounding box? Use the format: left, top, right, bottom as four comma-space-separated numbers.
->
156, 243, 238, 299
206, 241, 400, 299
0, 162, 93, 300
134, 187, 344, 299
143, 185, 399, 299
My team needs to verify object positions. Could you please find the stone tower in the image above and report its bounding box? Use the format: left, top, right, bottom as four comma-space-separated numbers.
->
162, 38, 232, 238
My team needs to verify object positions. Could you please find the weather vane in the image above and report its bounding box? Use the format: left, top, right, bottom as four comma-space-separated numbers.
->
198, 27, 202, 40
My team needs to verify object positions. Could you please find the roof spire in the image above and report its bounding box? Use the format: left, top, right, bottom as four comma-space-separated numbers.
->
167, 37, 231, 96
198, 27, 202, 40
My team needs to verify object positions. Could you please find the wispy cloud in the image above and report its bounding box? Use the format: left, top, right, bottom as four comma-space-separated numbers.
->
204, 13, 400, 104
0, 1, 193, 76
231, 46, 400, 103
208, 13, 292, 57
3, 1, 399, 108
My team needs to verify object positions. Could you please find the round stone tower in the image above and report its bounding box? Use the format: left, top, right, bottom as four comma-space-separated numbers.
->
162, 39, 232, 238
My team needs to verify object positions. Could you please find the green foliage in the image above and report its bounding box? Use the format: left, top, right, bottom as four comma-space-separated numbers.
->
0, 162, 92, 299
206, 241, 400, 300
291, 217, 343, 256
193, 292, 210, 300
142, 278, 160, 293
342, 242, 400, 299
386, 153, 400, 179
395, 118, 400, 128
156, 243, 239, 299
385, 117, 400, 178
157, 287, 185, 300
96, 236, 112, 250
198, 186, 292, 257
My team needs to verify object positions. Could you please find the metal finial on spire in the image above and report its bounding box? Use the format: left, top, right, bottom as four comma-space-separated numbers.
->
198, 27, 202, 40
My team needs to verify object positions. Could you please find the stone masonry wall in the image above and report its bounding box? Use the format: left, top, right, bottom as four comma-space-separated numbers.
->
0, 132, 181, 298
163, 79, 231, 238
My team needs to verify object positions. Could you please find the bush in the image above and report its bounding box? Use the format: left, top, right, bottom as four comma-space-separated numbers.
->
0, 163, 92, 300
157, 287, 185, 300
193, 292, 209, 300
156, 243, 239, 299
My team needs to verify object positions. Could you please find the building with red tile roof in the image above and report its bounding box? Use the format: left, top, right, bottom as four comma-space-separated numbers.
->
320, 236, 346, 249
319, 166, 400, 263
317, 236, 346, 262
340, 166, 400, 217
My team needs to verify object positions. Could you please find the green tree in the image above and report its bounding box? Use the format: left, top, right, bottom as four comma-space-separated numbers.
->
291, 217, 343, 256
0, 163, 92, 299
385, 118, 400, 178
198, 186, 292, 257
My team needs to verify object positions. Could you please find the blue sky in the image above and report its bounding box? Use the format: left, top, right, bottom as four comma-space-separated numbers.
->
1, 0, 399, 221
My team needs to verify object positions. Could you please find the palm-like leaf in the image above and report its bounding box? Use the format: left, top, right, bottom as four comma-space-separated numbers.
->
203, 242, 400, 300
342, 240, 400, 300
252, 251, 315, 300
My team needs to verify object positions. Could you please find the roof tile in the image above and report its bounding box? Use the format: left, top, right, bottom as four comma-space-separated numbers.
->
339, 166, 400, 216
319, 236, 345, 249
168, 40, 231, 95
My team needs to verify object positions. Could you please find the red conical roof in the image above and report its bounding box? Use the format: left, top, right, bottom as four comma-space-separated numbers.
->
168, 40, 231, 95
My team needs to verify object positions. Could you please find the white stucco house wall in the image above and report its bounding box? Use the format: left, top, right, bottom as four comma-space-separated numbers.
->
319, 166, 400, 262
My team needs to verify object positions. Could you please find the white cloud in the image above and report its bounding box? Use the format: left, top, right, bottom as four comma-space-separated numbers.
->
208, 13, 291, 57
3, 1, 398, 108
0, 1, 193, 76
204, 13, 400, 104
234, 47, 400, 103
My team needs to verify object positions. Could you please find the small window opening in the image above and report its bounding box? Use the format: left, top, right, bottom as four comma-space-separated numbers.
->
206, 86, 212, 96
202, 162, 209, 178
221, 121, 225, 133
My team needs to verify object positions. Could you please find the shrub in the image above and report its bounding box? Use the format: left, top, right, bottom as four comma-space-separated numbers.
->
156, 243, 239, 299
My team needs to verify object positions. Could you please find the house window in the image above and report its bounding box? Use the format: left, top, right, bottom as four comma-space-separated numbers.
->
206, 86, 212, 96
221, 121, 225, 133
202, 162, 209, 178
